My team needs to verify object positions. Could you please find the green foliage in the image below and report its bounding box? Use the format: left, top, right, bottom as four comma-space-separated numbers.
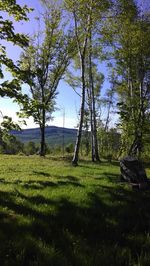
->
24, 141, 37, 155
98, 127, 121, 160
1, 116, 21, 132
0, 116, 24, 155
0, 1, 31, 153
65, 143, 74, 153
19, 5, 75, 126
64, 0, 111, 164
18, 3, 75, 156
0, 0, 31, 21
3, 135, 23, 154
0, 0, 31, 99
103, 0, 150, 157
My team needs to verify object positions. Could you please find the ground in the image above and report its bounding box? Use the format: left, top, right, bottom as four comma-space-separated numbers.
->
0, 155, 150, 266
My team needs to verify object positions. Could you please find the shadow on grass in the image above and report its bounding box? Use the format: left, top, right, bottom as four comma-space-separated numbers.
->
0, 183, 150, 265
109, 161, 120, 167
102, 172, 121, 182
0, 176, 83, 190
94, 171, 121, 184
64, 175, 79, 182
48, 155, 73, 162
33, 171, 52, 177
79, 164, 101, 171
0, 178, 58, 190
79, 160, 120, 172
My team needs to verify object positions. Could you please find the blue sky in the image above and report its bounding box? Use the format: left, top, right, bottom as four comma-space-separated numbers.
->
1, 0, 149, 129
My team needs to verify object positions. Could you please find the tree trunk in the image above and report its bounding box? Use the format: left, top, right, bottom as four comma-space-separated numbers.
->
72, 8, 90, 166
88, 31, 100, 162
92, 90, 100, 161
72, 56, 86, 166
90, 107, 95, 162
88, 84, 95, 161
128, 71, 145, 159
40, 109, 46, 156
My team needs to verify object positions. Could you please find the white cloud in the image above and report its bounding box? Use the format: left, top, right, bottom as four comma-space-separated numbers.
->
49, 116, 78, 129
0, 99, 78, 129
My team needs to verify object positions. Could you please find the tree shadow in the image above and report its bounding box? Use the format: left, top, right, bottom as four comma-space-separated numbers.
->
79, 164, 101, 170
57, 180, 84, 187
110, 161, 120, 167
102, 172, 121, 183
0, 181, 150, 265
0, 176, 83, 191
48, 155, 73, 162
33, 171, 52, 177
64, 175, 79, 182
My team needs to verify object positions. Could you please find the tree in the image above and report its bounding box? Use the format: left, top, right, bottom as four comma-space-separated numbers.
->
65, 0, 91, 165
65, 0, 110, 165
103, 0, 150, 158
3, 135, 24, 154
81, 108, 91, 156
87, 63, 104, 161
0, 115, 23, 154
19, 4, 74, 156
0, 0, 31, 142
24, 141, 37, 155
0, 0, 30, 99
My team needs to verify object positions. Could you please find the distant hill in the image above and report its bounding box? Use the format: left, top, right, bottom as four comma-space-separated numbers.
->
11, 126, 77, 146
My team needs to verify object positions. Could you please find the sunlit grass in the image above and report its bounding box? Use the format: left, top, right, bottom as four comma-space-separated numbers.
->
0, 155, 150, 265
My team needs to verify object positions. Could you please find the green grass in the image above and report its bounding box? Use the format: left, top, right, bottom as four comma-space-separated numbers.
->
0, 155, 150, 266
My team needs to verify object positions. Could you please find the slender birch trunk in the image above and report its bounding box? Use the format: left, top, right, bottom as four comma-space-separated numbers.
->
72, 8, 89, 166
88, 28, 100, 162
72, 56, 86, 165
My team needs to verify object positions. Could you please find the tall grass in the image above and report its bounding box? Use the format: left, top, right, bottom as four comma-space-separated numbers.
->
0, 155, 150, 265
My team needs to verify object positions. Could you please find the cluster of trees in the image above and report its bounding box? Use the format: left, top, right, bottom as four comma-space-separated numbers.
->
1, 0, 150, 164
106, 0, 150, 159
0, 131, 120, 158
0, 136, 40, 155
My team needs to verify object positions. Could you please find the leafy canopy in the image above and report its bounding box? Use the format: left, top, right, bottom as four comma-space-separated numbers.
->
0, 0, 31, 99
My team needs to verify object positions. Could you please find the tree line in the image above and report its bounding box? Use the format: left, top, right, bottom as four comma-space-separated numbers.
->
1, 0, 150, 164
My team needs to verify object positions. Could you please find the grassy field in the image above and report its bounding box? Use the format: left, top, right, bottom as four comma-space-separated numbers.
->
0, 155, 150, 266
